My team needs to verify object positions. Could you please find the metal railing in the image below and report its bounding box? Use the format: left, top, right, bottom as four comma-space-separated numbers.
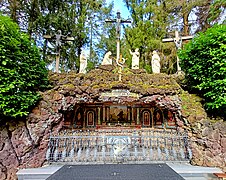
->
46, 129, 192, 163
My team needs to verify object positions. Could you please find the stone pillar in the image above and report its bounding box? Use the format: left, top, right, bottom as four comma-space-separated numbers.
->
127, 107, 131, 123
136, 108, 140, 124
151, 108, 154, 128
83, 108, 86, 128
103, 106, 105, 122
98, 107, 101, 125
106, 107, 110, 122
131, 107, 135, 125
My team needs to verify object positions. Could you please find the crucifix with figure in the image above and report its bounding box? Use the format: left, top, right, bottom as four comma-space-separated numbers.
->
162, 31, 193, 73
44, 30, 74, 73
105, 10, 131, 81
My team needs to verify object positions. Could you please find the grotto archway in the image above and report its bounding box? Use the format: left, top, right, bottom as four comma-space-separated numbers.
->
62, 89, 179, 130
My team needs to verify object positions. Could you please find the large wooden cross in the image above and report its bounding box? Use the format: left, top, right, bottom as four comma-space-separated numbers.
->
162, 31, 193, 72
105, 10, 131, 61
44, 30, 74, 73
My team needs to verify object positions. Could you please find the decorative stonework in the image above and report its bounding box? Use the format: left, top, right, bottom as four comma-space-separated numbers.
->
100, 89, 140, 98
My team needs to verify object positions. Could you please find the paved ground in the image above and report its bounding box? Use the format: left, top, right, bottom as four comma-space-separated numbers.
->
17, 162, 222, 180
46, 163, 185, 180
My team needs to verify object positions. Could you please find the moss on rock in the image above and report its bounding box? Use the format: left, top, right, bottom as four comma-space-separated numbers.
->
48, 69, 182, 97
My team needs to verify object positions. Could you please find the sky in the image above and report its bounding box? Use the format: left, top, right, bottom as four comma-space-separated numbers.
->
106, 0, 130, 18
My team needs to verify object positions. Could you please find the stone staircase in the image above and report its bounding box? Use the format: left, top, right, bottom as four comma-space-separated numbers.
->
17, 165, 62, 180
167, 162, 223, 180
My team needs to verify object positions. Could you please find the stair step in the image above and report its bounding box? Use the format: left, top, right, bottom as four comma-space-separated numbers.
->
181, 173, 219, 180
214, 173, 226, 180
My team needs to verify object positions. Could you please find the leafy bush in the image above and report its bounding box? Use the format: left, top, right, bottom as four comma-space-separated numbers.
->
179, 24, 226, 118
0, 15, 49, 119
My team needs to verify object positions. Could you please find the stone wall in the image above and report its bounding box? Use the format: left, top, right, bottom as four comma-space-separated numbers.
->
180, 92, 226, 172
0, 81, 69, 179
0, 115, 63, 179
189, 119, 226, 172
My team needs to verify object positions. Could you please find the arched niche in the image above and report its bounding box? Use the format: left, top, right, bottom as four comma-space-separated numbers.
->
86, 110, 96, 127
141, 109, 152, 127
153, 108, 164, 128
63, 110, 74, 127
74, 107, 84, 128
165, 110, 176, 127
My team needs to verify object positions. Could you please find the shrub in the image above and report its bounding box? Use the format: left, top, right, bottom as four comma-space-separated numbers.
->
179, 24, 226, 118
0, 14, 49, 119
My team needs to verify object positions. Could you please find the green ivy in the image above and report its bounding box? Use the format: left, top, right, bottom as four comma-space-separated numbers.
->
179, 24, 226, 118
0, 14, 49, 119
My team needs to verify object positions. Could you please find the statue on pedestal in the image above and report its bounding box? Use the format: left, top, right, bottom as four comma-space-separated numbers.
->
79, 51, 87, 74
101, 51, 112, 65
151, 50, 161, 73
129, 48, 140, 69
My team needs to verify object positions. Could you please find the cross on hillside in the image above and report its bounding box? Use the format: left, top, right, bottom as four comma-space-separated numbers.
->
44, 30, 74, 73
105, 10, 131, 60
162, 31, 193, 73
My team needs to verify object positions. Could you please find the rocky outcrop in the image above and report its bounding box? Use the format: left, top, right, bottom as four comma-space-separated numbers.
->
0, 68, 225, 179
179, 92, 226, 172
189, 119, 226, 172
48, 67, 181, 98
0, 116, 63, 179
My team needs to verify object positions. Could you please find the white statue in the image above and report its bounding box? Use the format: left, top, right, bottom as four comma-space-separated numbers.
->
101, 51, 112, 65
151, 50, 161, 73
129, 48, 140, 69
79, 51, 87, 73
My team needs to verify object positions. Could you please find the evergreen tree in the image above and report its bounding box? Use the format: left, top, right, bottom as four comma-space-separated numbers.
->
0, 0, 114, 72
123, 0, 174, 72
195, 0, 226, 32
1, 0, 224, 72
122, 0, 225, 73
86, 1, 115, 68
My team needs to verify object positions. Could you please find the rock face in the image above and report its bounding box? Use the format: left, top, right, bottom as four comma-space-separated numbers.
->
0, 116, 63, 179
180, 93, 226, 172
0, 68, 225, 179
189, 119, 226, 171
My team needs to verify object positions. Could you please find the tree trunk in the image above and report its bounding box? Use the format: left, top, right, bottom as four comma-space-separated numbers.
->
183, 12, 189, 36
9, 0, 19, 23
